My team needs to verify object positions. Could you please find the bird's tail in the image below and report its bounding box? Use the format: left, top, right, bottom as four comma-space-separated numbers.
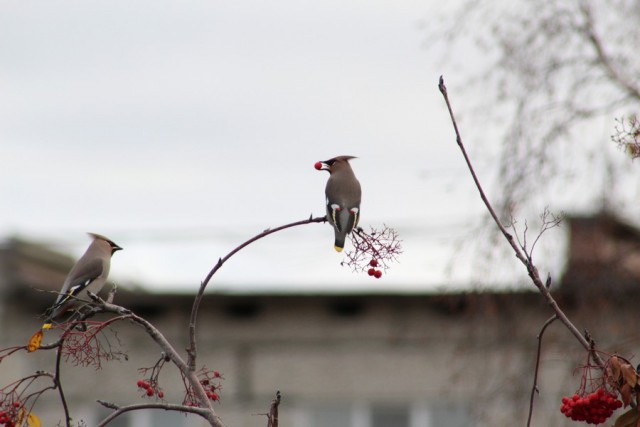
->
41, 308, 54, 329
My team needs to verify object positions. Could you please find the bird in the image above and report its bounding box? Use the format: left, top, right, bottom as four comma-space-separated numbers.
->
42, 233, 122, 329
314, 156, 361, 252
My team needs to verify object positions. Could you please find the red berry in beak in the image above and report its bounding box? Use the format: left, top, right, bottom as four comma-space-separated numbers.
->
314, 161, 323, 170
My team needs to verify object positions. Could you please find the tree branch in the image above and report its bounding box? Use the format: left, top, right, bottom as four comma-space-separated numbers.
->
579, 2, 640, 102
92, 298, 224, 427
187, 215, 327, 371
267, 391, 281, 427
527, 315, 558, 427
438, 76, 604, 368
53, 343, 71, 427
96, 401, 212, 427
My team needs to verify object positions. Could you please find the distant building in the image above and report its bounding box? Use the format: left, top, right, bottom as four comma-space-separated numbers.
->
0, 213, 638, 427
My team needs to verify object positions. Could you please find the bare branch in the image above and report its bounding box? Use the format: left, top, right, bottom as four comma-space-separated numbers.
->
96, 402, 212, 427
187, 216, 327, 372
267, 391, 281, 427
527, 315, 558, 427
54, 344, 71, 427
438, 76, 604, 367
94, 296, 223, 426
579, 2, 640, 101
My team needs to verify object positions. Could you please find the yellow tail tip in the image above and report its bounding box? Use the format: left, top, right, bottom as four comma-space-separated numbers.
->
334, 245, 343, 252
42, 323, 53, 330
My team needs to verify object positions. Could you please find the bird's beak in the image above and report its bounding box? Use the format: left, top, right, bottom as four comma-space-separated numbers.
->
112, 245, 123, 254
314, 161, 330, 171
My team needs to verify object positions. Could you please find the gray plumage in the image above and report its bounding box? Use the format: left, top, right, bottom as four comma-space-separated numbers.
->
43, 233, 122, 326
316, 155, 361, 252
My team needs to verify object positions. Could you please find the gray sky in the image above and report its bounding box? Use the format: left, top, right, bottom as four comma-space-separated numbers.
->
0, 0, 558, 292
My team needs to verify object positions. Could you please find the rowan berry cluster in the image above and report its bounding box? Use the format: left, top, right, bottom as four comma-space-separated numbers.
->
342, 225, 401, 277
183, 368, 224, 407
560, 388, 622, 424
136, 379, 164, 399
367, 259, 383, 279
0, 402, 20, 427
201, 370, 222, 401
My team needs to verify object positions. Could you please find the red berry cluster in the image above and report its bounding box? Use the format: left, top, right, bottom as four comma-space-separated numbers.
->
367, 259, 383, 279
201, 374, 221, 402
183, 368, 224, 407
560, 388, 622, 424
0, 402, 20, 427
136, 379, 164, 399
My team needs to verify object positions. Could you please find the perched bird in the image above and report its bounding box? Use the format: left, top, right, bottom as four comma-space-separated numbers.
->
42, 233, 122, 328
315, 156, 362, 252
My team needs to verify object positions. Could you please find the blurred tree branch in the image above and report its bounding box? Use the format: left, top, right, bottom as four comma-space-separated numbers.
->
425, 0, 640, 221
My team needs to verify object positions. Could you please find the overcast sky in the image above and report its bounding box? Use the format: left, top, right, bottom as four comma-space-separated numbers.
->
0, 0, 567, 293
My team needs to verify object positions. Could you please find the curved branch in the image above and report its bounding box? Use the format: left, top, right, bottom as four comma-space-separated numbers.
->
186, 215, 327, 370
527, 315, 558, 427
54, 343, 71, 427
96, 402, 211, 427
579, 2, 640, 102
93, 301, 223, 426
438, 76, 604, 368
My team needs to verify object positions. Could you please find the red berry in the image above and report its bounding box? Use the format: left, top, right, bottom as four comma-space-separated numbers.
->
211, 393, 219, 401
146, 388, 154, 396
374, 270, 382, 279
367, 268, 375, 276
11, 402, 19, 408
137, 379, 145, 388
314, 162, 322, 170
213, 371, 221, 378
157, 391, 164, 399
369, 259, 378, 267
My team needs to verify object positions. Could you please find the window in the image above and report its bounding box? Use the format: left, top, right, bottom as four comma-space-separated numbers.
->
371, 405, 410, 427
94, 408, 200, 427
148, 410, 198, 427
310, 405, 352, 427
304, 402, 471, 427
94, 408, 131, 427
430, 404, 471, 427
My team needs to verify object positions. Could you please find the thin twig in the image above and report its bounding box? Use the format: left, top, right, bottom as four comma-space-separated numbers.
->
53, 343, 71, 427
438, 75, 604, 368
187, 216, 327, 372
527, 315, 558, 427
92, 298, 224, 427
267, 391, 281, 427
96, 402, 212, 427
579, 2, 640, 101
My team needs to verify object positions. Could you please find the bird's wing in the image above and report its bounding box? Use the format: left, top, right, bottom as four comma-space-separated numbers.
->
51, 258, 104, 308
